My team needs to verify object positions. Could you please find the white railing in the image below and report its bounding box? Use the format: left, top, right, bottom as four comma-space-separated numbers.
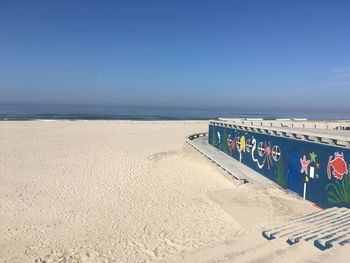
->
209, 120, 350, 148
217, 118, 350, 130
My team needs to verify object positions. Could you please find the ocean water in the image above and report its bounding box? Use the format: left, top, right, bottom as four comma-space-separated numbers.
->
0, 105, 347, 121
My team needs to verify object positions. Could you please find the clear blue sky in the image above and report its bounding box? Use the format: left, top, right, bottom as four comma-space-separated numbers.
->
1, 0, 350, 112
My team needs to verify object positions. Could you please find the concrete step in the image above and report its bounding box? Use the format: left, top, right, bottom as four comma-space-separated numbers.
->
263, 207, 350, 251
274, 209, 348, 239
314, 225, 350, 250
333, 235, 350, 248
300, 213, 350, 242
287, 212, 350, 244
263, 207, 346, 240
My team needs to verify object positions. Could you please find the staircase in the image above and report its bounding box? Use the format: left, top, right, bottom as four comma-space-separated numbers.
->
262, 207, 350, 250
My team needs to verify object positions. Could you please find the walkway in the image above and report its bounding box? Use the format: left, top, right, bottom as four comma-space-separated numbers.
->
186, 133, 274, 186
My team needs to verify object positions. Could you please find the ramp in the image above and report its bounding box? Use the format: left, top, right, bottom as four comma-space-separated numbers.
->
186, 133, 274, 186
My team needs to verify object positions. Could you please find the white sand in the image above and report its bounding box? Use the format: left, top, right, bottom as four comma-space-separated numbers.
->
0, 121, 348, 262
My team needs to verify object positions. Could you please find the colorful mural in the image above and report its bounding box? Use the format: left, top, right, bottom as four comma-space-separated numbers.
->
208, 124, 350, 208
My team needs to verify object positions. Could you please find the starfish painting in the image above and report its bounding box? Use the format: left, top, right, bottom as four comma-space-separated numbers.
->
300, 155, 310, 175
309, 152, 317, 163
305, 176, 309, 183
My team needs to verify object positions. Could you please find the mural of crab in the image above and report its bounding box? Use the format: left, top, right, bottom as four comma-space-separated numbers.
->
327, 152, 348, 180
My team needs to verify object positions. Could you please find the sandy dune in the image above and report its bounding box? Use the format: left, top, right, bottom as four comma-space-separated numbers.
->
0, 121, 348, 262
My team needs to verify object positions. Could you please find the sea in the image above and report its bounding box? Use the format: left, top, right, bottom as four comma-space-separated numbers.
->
0, 105, 348, 121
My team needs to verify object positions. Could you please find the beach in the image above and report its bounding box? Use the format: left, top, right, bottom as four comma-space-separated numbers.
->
0, 121, 347, 262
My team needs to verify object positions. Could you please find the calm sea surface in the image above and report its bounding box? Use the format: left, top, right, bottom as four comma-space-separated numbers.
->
0, 105, 347, 121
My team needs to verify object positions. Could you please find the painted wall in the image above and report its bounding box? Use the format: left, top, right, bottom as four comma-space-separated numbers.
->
209, 124, 350, 208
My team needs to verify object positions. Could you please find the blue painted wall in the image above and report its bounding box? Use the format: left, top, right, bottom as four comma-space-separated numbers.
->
209, 124, 350, 208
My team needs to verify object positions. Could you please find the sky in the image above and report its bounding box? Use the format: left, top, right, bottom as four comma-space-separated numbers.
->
1, 0, 350, 113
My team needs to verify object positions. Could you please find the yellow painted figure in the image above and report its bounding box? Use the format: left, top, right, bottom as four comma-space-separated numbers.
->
239, 136, 246, 152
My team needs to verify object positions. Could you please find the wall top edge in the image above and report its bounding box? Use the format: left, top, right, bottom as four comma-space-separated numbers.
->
208, 119, 350, 148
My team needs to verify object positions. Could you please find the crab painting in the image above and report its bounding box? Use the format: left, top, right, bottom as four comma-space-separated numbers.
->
327, 152, 348, 180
